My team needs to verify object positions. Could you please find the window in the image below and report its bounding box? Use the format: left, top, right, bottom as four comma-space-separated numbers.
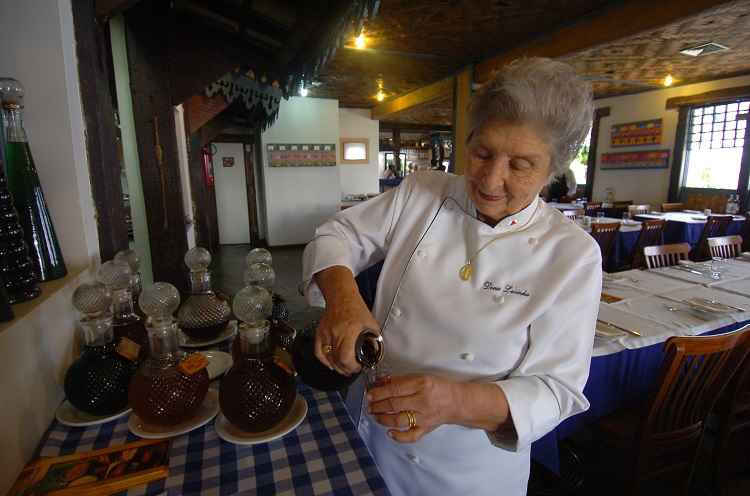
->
570, 129, 591, 185
683, 100, 749, 189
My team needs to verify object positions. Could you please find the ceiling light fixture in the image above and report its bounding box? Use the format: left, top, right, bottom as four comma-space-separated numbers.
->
354, 31, 366, 49
679, 42, 729, 57
663, 74, 674, 87
376, 90, 385, 102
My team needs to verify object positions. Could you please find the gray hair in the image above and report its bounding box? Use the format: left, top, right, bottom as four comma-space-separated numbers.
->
468, 57, 593, 176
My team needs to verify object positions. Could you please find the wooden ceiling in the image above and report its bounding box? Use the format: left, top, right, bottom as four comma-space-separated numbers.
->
309, 0, 750, 126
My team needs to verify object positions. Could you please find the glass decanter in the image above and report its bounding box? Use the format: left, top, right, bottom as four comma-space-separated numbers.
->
1, 78, 66, 281
177, 247, 231, 341
63, 282, 137, 415
220, 285, 296, 432
98, 260, 149, 362
245, 247, 272, 267
114, 249, 143, 315
244, 260, 289, 322
129, 283, 210, 426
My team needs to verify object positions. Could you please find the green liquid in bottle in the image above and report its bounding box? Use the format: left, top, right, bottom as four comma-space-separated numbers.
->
5, 141, 66, 281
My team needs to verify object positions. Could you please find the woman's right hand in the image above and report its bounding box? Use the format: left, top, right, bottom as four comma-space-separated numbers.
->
313, 267, 381, 376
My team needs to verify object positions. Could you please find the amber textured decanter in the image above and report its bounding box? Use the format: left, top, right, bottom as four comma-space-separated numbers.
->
114, 249, 143, 315
98, 260, 148, 362
177, 247, 231, 341
220, 285, 296, 432
129, 282, 210, 426
63, 282, 136, 415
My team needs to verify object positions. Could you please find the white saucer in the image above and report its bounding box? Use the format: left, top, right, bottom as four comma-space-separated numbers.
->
56, 401, 132, 427
128, 389, 220, 439
214, 393, 307, 445
180, 320, 237, 348
199, 350, 233, 380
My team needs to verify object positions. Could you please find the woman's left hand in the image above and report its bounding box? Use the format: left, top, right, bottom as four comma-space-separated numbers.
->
367, 374, 459, 443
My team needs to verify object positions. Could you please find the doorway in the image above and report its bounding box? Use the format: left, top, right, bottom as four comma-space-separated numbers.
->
210, 138, 261, 246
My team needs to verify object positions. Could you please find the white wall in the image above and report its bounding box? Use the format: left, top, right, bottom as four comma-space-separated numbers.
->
0, 0, 99, 491
261, 97, 341, 246
213, 142, 251, 244
338, 108, 380, 196
592, 74, 750, 206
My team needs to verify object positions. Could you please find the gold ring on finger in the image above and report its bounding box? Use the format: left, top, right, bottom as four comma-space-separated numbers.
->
405, 410, 417, 430
323, 344, 334, 354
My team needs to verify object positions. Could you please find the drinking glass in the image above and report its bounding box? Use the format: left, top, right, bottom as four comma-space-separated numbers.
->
597, 211, 605, 219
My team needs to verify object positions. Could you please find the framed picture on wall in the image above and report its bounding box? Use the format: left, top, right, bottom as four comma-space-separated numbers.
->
340, 138, 369, 164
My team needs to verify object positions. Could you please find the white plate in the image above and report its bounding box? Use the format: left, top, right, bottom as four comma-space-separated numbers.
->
56, 401, 132, 427
199, 350, 233, 380
180, 320, 237, 348
128, 389, 220, 439
214, 393, 308, 446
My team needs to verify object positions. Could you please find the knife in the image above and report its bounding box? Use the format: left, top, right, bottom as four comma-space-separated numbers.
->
597, 319, 642, 337
668, 265, 711, 277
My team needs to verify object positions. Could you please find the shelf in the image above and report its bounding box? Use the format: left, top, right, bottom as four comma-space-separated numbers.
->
0, 266, 89, 335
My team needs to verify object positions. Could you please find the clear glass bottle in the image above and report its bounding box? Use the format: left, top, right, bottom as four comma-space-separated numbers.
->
177, 247, 231, 341
114, 249, 143, 315
129, 282, 210, 426
64, 282, 137, 415
1, 78, 66, 281
220, 285, 296, 432
98, 260, 148, 361
244, 259, 288, 322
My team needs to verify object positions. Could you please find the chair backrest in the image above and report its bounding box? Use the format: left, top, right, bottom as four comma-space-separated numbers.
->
661, 202, 684, 212
628, 204, 650, 217
563, 208, 584, 220
707, 235, 743, 259
614, 200, 633, 208
591, 222, 620, 271
644, 243, 690, 269
585, 202, 602, 217
632, 220, 665, 269
693, 215, 734, 261
741, 215, 750, 252
634, 327, 750, 489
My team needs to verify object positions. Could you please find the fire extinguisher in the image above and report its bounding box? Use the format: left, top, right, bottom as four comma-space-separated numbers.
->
202, 145, 215, 188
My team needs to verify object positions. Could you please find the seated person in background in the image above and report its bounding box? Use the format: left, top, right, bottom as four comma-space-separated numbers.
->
545, 166, 578, 202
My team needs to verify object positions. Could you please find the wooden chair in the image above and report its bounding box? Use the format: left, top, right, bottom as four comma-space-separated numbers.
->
584, 202, 602, 217
628, 204, 650, 218
630, 220, 665, 269
707, 235, 743, 259
710, 352, 750, 495
692, 215, 734, 261
643, 243, 690, 269
661, 202, 684, 212
591, 222, 620, 272
563, 208, 584, 220
593, 326, 750, 496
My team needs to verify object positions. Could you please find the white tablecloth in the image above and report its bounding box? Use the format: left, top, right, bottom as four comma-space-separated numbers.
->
582, 217, 642, 233
649, 260, 750, 286
637, 212, 745, 223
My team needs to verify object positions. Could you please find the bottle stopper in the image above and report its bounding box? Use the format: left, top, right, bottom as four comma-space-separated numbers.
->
246, 248, 272, 267
97, 260, 133, 291
243, 262, 275, 290
72, 282, 112, 318
185, 247, 211, 272
139, 282, 180, 321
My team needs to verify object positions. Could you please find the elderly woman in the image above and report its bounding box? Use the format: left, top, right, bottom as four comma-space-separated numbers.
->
302, 58, 601, 495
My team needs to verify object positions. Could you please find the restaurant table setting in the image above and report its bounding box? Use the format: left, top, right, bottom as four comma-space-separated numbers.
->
531, 263, 750, 475
634, 211, 745, 247
648, 258, 750, 285
578, 217, 642, 269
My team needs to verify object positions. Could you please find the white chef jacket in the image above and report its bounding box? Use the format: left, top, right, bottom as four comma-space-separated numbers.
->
302, 171, 601, 496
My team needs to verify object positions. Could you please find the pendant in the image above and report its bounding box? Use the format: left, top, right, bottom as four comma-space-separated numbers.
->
459, 263, 473, 281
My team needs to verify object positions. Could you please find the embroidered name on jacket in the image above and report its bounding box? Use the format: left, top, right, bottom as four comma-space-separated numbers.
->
482, 282, 530, 297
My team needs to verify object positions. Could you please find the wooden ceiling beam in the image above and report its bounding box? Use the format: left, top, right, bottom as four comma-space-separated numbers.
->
379, 122, 452, 132
474, 0, 736, 83
95, 0, 141, 19
371, 76, 454, 120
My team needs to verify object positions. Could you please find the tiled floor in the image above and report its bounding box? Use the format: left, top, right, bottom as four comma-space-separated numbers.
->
212, 243, 750, 496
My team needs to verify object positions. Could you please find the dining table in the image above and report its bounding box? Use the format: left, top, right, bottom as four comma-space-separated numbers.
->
32, 344, 390, 495
530, 263, 750, 474
580, 216, 642, 269
634, 211, 745, 248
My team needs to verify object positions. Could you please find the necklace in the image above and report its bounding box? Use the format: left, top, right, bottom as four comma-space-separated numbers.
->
459, 203, 540, 282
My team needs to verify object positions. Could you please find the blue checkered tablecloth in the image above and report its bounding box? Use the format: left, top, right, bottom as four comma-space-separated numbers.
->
35, 383, 389, 495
